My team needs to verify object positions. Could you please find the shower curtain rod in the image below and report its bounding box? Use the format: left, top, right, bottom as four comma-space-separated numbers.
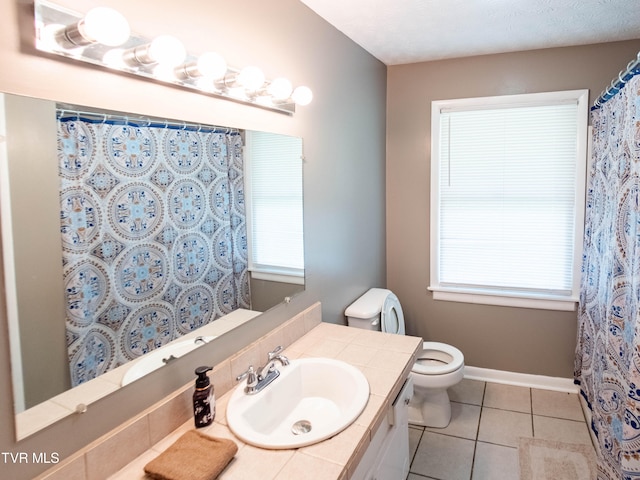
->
592, 51, 640, 110
55, 105, 238, 134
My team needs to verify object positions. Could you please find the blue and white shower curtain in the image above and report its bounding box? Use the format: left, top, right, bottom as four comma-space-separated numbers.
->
575, 74, 640, 479
58, 115, 250, 386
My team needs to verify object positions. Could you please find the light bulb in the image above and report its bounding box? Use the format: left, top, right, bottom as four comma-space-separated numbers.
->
59, 7, 130, 48
147, 35, 186, 67
291, 86, 313, 106
237, 66, 265, 91
195, 77, 217, 93
81, 7, 130, 46
227, 86, 247, 99
38, 23, 66, 52
103, 49, 127, 69
175, 52, 227, 81
197, 52, 227, 79
125, 35, 186, 67
267, 77, 293, 101
153, 64, 179, 82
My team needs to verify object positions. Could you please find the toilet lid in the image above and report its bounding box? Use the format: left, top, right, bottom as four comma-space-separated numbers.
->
381, 293, 405, 335
412, 342, 464, 375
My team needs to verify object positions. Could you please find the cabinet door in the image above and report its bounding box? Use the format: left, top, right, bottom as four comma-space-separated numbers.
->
372, 377, 413, 480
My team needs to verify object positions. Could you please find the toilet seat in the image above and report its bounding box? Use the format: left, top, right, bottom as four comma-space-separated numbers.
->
381, 293, 405, 335
412, 342, 464, 376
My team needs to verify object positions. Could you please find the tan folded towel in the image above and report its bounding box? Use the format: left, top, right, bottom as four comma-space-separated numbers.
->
144, 430, 238, 480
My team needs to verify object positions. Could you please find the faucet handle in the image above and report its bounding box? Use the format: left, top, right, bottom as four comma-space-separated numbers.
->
236, 366, 257, 386
268, 345, 290, 366
267, 346, 284, 361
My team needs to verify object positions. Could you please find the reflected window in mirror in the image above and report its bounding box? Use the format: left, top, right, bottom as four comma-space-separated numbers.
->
245, 132, 304, 286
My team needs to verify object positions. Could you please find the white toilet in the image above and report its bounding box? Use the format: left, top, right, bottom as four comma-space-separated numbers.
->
345, 288, 464, 428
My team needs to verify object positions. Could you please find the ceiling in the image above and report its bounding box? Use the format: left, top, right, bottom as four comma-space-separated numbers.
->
299, 0, 640, 65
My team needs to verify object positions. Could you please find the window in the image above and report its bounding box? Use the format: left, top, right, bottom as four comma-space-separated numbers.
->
429, 90, 588, 310
245, 131, 304, 284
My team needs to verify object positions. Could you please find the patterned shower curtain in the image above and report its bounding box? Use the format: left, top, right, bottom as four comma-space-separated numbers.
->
58, 114, 250, 386
575, 74, 640, 479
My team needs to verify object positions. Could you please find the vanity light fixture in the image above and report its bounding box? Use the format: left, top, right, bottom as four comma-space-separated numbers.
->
33, 0, 312, 114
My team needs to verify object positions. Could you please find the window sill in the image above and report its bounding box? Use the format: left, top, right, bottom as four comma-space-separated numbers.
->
250, 270, 304, 285
428, 286, 577, 311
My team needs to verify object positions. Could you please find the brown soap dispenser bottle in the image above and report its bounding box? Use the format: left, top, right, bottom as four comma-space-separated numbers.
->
193, 366, 214, 428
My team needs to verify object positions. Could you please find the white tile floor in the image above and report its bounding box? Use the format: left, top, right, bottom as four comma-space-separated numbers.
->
407, 379, 593, 480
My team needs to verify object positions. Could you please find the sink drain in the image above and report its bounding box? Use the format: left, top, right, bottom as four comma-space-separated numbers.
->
291, 420, 312, 435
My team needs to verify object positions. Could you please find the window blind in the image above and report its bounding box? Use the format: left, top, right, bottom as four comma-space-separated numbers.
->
437, 102, 579, 295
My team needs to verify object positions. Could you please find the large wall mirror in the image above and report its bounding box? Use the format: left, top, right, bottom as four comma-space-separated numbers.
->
0, 92, 305, 439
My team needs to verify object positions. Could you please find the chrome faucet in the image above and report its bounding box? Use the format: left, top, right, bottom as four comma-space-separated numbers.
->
236, 346, 289, 395
194, 336, 209, 345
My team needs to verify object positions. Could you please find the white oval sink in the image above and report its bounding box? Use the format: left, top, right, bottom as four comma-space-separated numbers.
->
226, 357, 369, 449
121, 336, 217, 386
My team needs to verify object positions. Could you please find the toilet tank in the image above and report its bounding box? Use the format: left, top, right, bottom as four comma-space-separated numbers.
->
345, 288, 392, 330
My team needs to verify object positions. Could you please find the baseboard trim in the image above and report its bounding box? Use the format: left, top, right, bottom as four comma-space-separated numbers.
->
464, 366, 578, 393
578, 394, 599, 452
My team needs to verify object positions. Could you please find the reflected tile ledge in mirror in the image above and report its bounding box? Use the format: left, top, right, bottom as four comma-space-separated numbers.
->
16, 308, 261, 440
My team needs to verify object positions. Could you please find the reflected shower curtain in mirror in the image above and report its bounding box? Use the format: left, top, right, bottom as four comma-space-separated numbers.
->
57, 115, 250, 386
575, 74, 640, 479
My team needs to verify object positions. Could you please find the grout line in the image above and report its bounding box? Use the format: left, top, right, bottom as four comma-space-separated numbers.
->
406, 472, 431, 479
530, 387, 535, 438
532, 413, 589, 422
475, 439, 518, 450
476, 382, 486, 438
469, 382, 487, 480
408, 425, 425, 476
421, 429, 478, 442
469, 437, 478, 480
480, 405, 533, 415
530, 405, 588, 419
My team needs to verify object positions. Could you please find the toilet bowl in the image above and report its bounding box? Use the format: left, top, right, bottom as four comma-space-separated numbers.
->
345, 288, 464, 428
410, 341, 464, 427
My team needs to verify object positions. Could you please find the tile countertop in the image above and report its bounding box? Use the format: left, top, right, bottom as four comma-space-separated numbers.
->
110, 323, 422, 480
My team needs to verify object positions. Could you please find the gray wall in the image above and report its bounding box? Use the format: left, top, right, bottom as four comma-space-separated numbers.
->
0, 0, 386, 478
386, 39, 640, 378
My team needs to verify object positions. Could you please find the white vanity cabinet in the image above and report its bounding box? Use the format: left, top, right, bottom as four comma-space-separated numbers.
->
352, 377, 414, 480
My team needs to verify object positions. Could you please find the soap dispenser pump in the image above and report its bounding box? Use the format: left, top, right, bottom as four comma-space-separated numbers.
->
193, 366, 214, 428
